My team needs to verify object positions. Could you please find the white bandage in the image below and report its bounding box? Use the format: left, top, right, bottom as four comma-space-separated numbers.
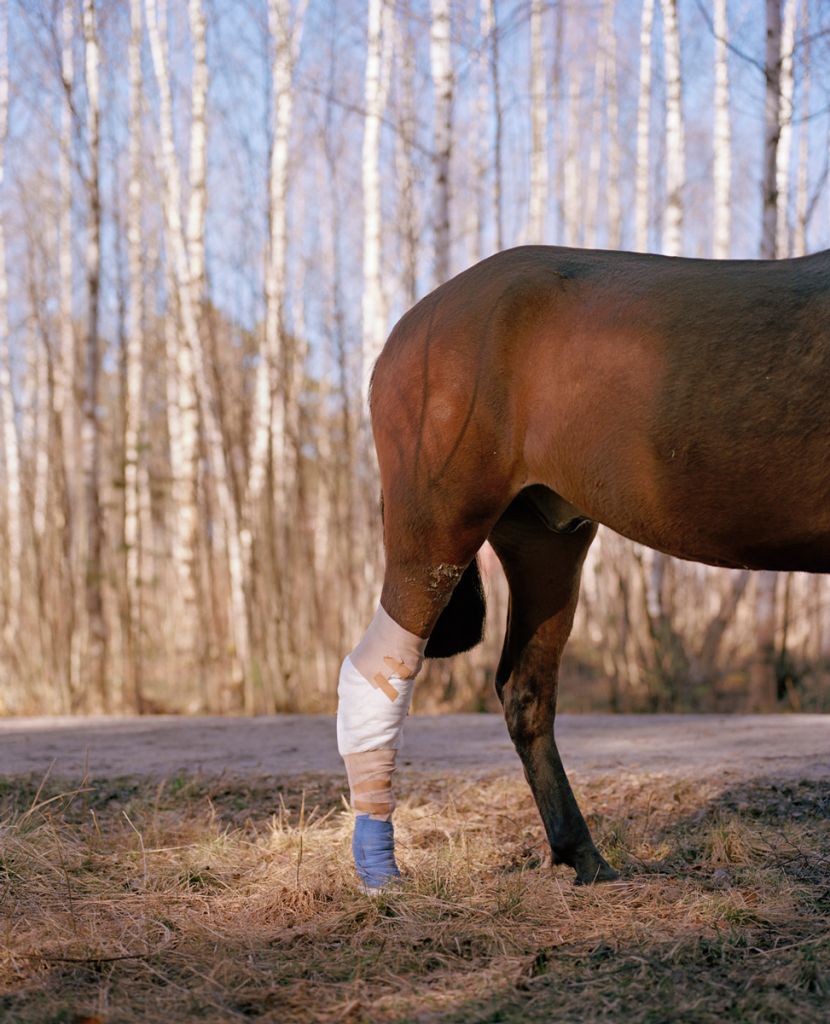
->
336, 605, 427, 756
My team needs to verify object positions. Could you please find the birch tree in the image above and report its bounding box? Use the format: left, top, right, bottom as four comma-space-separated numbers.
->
713, 0, 731, 258
124, 0, 144, 708
430, 0, 453, 285
661, 0, 685, 257
482, 0, 502, 252
527, 0, 547, 243
30, 325, 49, 543
605, 0, 622, 248
793, 0, 809, 257
761, 0, 782, 260
585, 12, 606, 247
146, 0, 252, 703
584, 0, 621, 248
56, 0, 78, 705
187, 0, 208, 300
775, 0, 796, 259
396, 8, 420, 292
551, 0, 565, 243
271, 0, 308, 696
58, 0, 75, 507
359, 0, 386, 409
181, 0, 207, 639
82, 0, 107, 707
271, 0, 306, 507
149, 0, 199, 661
635, 0, 655, 252
563, 63, 582, 247
0, 0, 20, 640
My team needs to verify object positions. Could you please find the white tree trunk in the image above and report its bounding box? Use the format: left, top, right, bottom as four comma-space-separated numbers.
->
585, 5, 611, 248
752, 570, 779, 709
635, 0, 655, 252
793, 0, 809, 257
395, 8, 420, 292
82, 0, 107, 707
148, 0, 199, 634
605, 0, 622, 249
0, 0, 21, 637
775, 0, 796, 259
527, 0, 547, 243
359, 0, 386, 411
146, 0, 251, 700
58, 0, 76, 497
270, 0, 304, 518
164, 284, 189, 550
278, 10, 309, 631
468, 5, 486, 263
713, 0, 731, 258
563, 62, 582, 247
551, 0, 565, 243
481, 0, 502, 251
124, 0, 144, 707
661, 0, 685, 257
58, 0, 80, 702
761, 0, 782, 259
430, 0, 453, 285
187, 0, 208, 295
184, 0, 208, 598
32, 319, 49, 541
249, 0, 305, 532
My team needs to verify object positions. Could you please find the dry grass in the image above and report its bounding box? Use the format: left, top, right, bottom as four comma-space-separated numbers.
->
0, 767, 828, 1023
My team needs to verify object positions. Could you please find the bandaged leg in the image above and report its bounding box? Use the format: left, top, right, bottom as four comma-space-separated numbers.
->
337, 605, 427, 890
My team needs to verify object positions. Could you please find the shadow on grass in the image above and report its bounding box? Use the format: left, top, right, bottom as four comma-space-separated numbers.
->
0, 771, 827, 1023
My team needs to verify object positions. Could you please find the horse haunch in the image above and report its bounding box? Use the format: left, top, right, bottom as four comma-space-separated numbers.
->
372, 244, 830, 577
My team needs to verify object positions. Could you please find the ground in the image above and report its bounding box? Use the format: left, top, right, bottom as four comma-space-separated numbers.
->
1, 713, 827, 780
0, 715, 828, 1023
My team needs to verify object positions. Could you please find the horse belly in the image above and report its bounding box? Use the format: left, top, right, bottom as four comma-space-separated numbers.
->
520, 339, 830, 575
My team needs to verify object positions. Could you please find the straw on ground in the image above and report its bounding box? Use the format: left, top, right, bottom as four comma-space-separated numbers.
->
1, 770, 827, 1022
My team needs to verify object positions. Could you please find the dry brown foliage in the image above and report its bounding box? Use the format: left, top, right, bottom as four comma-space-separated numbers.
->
0, 769, 827, 1023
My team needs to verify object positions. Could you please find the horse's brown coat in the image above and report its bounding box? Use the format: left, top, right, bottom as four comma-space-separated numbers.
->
368, 246, 830, 882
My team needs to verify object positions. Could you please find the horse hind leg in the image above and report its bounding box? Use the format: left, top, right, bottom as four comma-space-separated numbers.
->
337, 603, 428, 891
337, 491, 500, 891
338, 314, 522, 889
490, 492, 618, 885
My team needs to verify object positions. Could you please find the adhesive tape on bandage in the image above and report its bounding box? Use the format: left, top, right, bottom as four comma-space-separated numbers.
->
337, 605, 427, 756
344, 749, 397, 819
349, 605, 427, 694
337, 655, 414, 755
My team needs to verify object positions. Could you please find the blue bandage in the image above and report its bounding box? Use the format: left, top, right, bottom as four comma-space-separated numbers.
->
353, 815, 401, 890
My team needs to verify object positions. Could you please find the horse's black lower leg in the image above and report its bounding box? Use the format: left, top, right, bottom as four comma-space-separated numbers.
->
501, 660, 617, 883
490, 502, 617, 884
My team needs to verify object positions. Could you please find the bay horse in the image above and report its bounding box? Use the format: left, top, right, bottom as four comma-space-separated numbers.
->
362, 245, 830, 886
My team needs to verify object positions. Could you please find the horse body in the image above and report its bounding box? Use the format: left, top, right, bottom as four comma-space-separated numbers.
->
358, 246, 830, 884
374, 246, 830, 577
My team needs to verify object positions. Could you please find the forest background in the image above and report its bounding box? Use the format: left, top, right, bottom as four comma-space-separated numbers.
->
0, 0, 828, 717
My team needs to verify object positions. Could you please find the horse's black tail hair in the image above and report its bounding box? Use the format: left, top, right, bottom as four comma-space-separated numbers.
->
424, 557, 487, 659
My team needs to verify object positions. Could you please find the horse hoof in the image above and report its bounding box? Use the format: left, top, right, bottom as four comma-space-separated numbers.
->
567, 847, 620, 886
573, 861, 621, 886
361, 876, 403, 897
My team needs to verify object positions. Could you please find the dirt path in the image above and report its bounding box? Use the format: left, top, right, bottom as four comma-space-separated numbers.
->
0, 713, 826, 781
